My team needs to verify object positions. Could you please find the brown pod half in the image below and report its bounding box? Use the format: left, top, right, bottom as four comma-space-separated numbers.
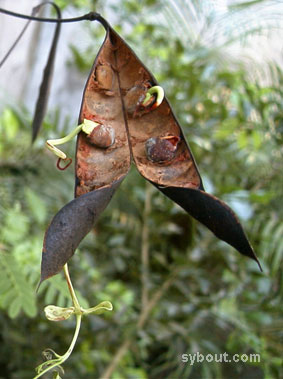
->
75, 28, 132, 198
105, 27, 203, 191
40, 20, 133, 283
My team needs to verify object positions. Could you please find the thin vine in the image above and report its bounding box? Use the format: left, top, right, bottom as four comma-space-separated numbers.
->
34, 264, 113, 378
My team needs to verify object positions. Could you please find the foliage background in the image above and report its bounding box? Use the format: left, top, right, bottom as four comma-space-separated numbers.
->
0, 0, 282, 378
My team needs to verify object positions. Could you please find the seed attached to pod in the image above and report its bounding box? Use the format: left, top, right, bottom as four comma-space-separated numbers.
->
124, 84, 149, 115
145, 135, 180, 163
87, 124, 115, 148
96, 64, 114, 90
124, 84, 165, 117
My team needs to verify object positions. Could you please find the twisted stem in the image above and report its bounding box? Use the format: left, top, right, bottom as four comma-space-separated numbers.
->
34, 313, 82, 379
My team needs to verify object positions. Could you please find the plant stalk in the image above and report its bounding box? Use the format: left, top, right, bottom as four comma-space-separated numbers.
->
141, 182, 152, 308
63, 263, 81, 312
33, 264, 82, 378
0, 8, 109, 30
33, 314, 82, 379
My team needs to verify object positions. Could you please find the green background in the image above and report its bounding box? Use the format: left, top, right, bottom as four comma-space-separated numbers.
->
0, 1, 282, 378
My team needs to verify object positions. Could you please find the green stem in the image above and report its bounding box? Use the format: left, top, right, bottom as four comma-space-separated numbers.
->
63, 263, 81, 312
34, 264, 82, 378
33, 314, 82, 379
141, 182, 152, 309
48, 125, 83, 146
65, 314, 82, 355
46, 119, 99, 160
46, 124, 83, 160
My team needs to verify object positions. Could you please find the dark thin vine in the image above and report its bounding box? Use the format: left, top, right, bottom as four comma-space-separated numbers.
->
0, 7, 109, 30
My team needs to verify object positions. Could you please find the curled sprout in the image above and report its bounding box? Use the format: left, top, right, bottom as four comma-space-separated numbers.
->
142, 86, 164, 110
45, 119, 100, 166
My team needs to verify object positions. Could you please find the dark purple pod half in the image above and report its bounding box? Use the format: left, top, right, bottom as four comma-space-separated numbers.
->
153, 183, 262, 271
40, 178, 124, 284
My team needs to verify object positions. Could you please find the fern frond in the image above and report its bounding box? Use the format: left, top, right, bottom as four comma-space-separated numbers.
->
0, 254, 37, 318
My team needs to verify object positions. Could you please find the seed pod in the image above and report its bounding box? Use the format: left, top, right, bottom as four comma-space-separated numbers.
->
40, 22, 262, 285
87, 124, 115, 148
145, 136, 180, 163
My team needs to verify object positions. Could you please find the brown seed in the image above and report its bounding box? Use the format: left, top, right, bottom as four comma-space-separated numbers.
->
87, 124, 115, 148
124, 84, 148, 115
96, 64, 114, 90
145, 136, 180, 163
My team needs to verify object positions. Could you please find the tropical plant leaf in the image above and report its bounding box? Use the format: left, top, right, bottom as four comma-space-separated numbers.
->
25, 188, 47, 224
0, 254, 37, 318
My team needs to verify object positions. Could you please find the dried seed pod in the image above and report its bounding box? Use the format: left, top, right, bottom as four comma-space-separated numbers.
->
145, 136, 180, 163
41, 23, 262, 285
87, 124, 115, 148
95, 64, 114, 90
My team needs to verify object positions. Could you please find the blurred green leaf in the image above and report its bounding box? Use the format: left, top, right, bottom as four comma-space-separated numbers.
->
0, 108, 19, 141
1, 203, 29, 244
24, 188, 47, 224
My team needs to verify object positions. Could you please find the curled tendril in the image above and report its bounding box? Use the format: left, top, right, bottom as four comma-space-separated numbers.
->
57, 158, 72, 171
45, 119, 100, 169
42, 348, 60, 361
